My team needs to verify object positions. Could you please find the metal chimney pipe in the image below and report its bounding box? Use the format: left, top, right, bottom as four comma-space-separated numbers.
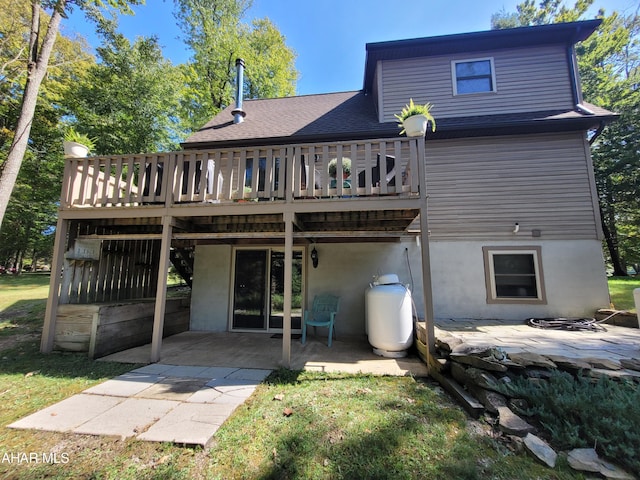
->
232, 58, 246, 124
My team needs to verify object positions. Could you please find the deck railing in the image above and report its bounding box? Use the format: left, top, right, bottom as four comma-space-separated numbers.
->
61, 137, 422, 208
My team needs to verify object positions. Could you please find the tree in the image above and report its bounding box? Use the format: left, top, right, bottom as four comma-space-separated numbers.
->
173, 0, 297, 132
0, 0, 143, 230
491, 0, 592, 28
492, 1, 640, 275
66, 22, 185, 153
0, 0, 93, 271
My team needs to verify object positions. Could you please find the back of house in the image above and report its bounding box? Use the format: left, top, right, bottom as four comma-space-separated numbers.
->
42, 20, 616, 362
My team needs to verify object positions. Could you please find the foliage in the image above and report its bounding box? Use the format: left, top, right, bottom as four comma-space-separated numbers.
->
394, 98, 436, 133
0, 0, 94, 269
394, 99, 436, 136
499, 369, 640, 474
0, 0, 143, 230
491, 0, 593, 27
63, 127, 97, 151
328, 157, 352, 177
492, 1, 640, 276
173, 0, 298, 132
65, 24, 185, 154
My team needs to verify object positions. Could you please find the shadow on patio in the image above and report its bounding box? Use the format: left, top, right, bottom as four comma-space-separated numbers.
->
98, 331, 430, 377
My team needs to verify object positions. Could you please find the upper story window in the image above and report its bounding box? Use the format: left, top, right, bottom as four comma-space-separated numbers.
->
452, 58, 496, 95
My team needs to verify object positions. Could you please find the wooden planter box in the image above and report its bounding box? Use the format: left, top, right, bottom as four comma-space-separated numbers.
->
54, 297, 190, 358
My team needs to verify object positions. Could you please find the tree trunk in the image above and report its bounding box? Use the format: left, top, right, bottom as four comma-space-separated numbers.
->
600, 209, 627, 276
0, 1, 66, 229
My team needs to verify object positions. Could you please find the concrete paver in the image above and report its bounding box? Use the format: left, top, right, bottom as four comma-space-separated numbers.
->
8, 394, 124, 432
137, 402, 236, 445
73, 397, 179, 439
136, 377, 209, 401
9, 364, 270, 447
83, 372, 165, 397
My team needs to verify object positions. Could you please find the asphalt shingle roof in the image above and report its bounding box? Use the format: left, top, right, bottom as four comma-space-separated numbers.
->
183, 91, 395, 148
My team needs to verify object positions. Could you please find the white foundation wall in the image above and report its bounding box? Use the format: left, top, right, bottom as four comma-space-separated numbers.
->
305, 240, 423, 337
189, 239, 610, 335
426, 239, 610, 319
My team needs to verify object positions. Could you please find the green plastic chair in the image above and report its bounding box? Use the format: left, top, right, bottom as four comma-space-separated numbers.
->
301, 294, 340, 347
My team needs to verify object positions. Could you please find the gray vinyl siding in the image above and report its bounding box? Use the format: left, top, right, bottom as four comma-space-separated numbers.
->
380, 45, 574, 121
425, 133, 601, 240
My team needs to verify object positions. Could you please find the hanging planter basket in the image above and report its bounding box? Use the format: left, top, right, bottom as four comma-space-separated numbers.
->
63, 141, 90, 158
402, 114, 430, 137
394, 99, 436, 138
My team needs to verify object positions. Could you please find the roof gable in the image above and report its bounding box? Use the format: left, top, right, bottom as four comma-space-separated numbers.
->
363, 19, 602, 92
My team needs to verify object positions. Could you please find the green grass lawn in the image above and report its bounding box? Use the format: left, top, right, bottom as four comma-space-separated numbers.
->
0, 341, 583, 479
0, 274, 50, 339
0, 273, 635, 478
608, 276, 640, 312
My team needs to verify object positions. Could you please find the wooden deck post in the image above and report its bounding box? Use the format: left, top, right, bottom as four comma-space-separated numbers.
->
416, 138, 436, 370
41, 217, 69, 353
150, 215, 173, 363
281, 210, 294, 368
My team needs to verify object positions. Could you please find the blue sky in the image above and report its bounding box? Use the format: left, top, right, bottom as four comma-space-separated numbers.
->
63, 0, 637, 96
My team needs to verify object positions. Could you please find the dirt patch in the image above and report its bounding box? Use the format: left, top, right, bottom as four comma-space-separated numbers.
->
0, 333, 40, 353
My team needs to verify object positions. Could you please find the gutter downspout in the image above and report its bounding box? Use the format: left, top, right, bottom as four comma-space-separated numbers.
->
232, 58, 246, 124
567, 44, 583, 108
589, 121, 606, 145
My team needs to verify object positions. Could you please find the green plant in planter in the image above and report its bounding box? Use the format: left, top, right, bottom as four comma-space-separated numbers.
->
328, 157, 351, 178
64, 128, 97, 152
394, 99, 436, 136
328, 157, 352, 188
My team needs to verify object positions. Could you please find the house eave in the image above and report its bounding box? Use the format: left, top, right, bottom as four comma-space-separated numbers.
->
182, 112, 618, 149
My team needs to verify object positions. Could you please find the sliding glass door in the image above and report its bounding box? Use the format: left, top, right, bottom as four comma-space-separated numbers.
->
232, 248, 303, 332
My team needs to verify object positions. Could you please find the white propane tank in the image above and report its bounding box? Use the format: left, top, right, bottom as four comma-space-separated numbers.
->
365, 274, 413, 357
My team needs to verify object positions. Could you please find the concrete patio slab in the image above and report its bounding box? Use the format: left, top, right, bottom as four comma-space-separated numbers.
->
137, 402, 236, 445
185, 387, 224, 404
9, 364, 271, 447
99, 332, 430, 377
83, 372, 164, 397
74, 397, 179, 439
8, 394, 123, 432
136, 377, 209, 401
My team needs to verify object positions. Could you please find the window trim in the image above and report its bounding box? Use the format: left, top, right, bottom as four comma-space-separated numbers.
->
482, 246, 546, 304
451, 57, 497, 96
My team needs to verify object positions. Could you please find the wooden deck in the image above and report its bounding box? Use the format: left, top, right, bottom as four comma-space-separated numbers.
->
42, 136, 436, 367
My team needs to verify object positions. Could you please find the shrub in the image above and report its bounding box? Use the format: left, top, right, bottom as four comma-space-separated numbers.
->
499, 370, 640, 474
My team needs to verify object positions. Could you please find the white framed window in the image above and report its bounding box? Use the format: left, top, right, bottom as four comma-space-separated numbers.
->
452, 58, 496, 95
483, 246, 546, 304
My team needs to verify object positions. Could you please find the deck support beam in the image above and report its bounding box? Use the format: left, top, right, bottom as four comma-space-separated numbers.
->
41, 217, 69, 353
416, 138, 436, 370
150, 215, 173, 363
281, 211, 294, 368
